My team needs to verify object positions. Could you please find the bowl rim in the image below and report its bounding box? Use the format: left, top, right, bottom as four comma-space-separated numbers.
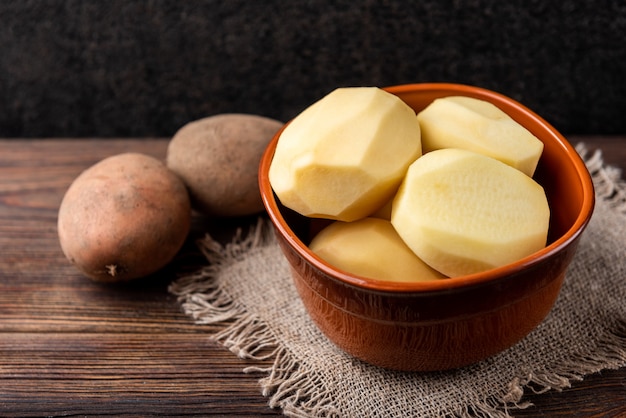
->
259, 82, 596, 293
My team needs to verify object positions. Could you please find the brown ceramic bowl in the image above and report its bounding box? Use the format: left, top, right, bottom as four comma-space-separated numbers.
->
258, 83, 595, 371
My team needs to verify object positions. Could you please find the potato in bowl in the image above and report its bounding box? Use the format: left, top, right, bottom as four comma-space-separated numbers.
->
258, 83, 595, 371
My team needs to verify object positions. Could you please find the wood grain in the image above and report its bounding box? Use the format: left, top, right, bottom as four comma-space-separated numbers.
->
0, 137, 624, 417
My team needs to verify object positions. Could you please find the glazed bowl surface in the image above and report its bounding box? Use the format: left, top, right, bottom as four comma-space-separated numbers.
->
258, 83, 595, 371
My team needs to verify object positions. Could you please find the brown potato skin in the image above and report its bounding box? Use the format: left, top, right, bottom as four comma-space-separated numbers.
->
57, 153, 191, 282
166, 113, 283, 217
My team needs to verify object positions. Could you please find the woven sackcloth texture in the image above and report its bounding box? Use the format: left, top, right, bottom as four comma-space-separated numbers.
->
169, 144, 626, 417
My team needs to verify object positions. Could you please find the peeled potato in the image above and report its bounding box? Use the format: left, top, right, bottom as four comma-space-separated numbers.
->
58, 153, 191, 282
269, 87, 422, 222
370, 197, 393, 220
391, 148, 550, 277
167, 113, 283, 217
310, 217, 446, 282
417, 96, 544, 176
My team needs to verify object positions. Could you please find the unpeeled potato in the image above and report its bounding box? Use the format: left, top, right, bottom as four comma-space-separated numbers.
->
57, 153, 191, 282
167, 113, 283, 217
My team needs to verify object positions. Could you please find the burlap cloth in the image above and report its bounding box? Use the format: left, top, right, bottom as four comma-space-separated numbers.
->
169, 144, 626, 417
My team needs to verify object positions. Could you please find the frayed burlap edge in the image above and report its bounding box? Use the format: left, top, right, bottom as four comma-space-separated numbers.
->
577, 143, 626, 215
168, 143, 626, 418
169, 219, 340, 416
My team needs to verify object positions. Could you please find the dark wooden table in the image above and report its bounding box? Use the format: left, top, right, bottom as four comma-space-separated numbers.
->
1, 137, 624, 417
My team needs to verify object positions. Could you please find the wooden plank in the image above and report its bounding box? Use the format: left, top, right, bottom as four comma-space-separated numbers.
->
0, 334, 275, 416
0, 138, 278, 416
0, 138, 624, 417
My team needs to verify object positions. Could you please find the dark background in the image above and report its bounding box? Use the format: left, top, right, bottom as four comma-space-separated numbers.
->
1, 0, 625, 138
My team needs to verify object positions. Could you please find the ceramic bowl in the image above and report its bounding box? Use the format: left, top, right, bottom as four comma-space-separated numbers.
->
258, 83, 595, 371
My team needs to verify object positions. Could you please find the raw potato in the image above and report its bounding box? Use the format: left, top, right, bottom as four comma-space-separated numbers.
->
310, 217, 446, 282
167, 113, 283, 217
417, 96, 544, 176
269, 87, 422, 222
391, 148, 550, 277
58, 153, 191, 282
371, 197, 393, 220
